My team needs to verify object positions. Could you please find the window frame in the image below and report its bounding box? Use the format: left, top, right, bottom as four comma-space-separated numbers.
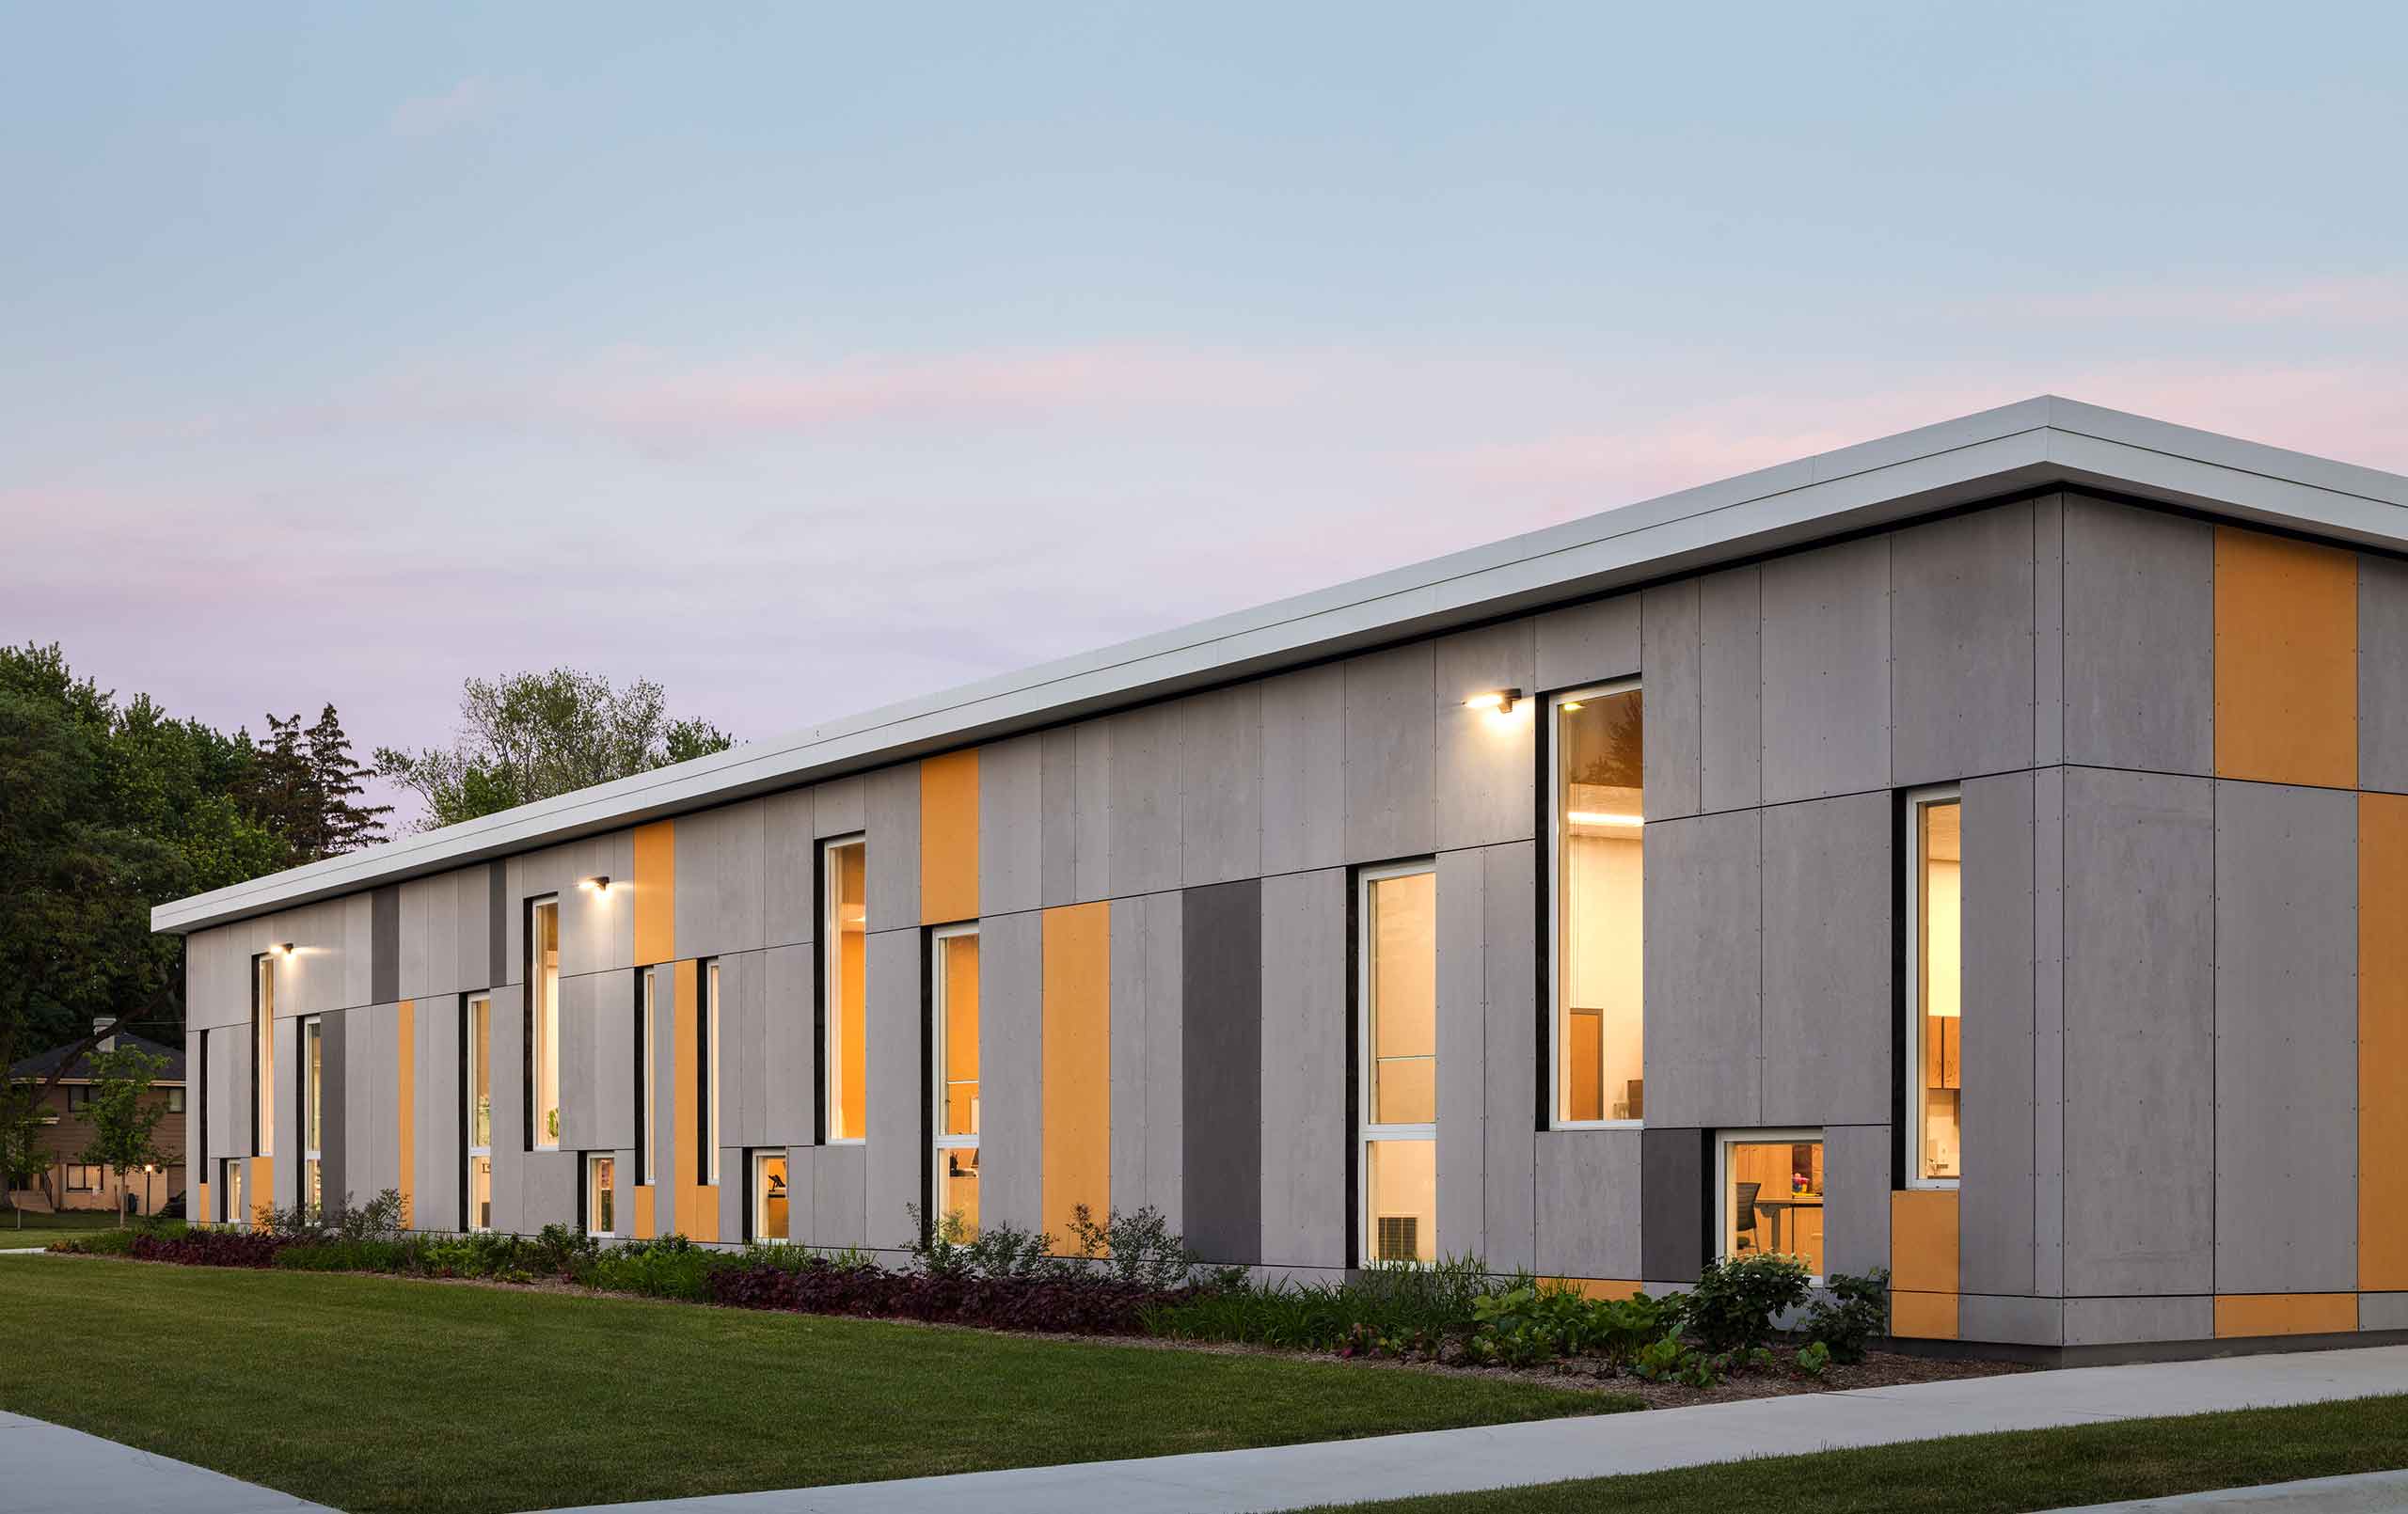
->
927, 922, 980, 1233
66, 1163, 100, 1191
635, 968, 657, 1187
1902, 784, 1964, 1191
1545, 677, 1645, 1132
821, 833, 868, 1146
167, 1086, 185, 1114
1714, 1126, 1827, 1283
65, 1084, 94, 1113
528, 895, 561, 1151
300, 1014, 324, 1222
585, 1152, 617, 1239
252, 953, 275, 1158
1355, 858, 1439, 1268
752, 1149, 789, 1244
465, 993, 493, 1232
701, 959, 721, 1188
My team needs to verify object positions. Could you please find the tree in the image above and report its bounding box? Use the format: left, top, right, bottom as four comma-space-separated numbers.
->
375, 669, 735, 831
75, 1045, 169, 1226
243, 704, 389, 861
0, 1084, 48, 1228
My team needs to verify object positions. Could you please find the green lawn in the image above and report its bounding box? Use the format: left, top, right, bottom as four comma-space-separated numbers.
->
0, 1207, 134, 1247
1309, 1393, 2408, 1513
0, 1257, 1624, 1513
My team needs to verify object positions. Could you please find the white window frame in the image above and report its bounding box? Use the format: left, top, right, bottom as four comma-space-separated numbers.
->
823, 834, 867, 1146
704, 959, 722, 1187
1715, 1127, 1827, 1283
301, 1015, 323, 1221
1546, 677, 1645, 1131
586, 1153, 616, 1239
254, 954, 276, 1158
466, 994, 492, 1232
637, 969, 657, 1186
752, 1149, 789, 1244
928, 923, 980, 1219
1356, 859, 1438, 1268
1903, 785, 1963, 1191
531, 896, 562, 1150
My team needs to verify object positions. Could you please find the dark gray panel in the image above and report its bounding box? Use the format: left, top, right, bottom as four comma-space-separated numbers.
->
1260, 665, 1345, 875
2062, 496, 2212, 776
2363, 555, 2408, 794
1179, 684, 1262, 887
1109, 702, 1182, 896
320, 1011, 347, 1220
1481, 842, 1537, 1270
1760, 793, 1890, 1127
372, 885, 400, 1006
1761, 535, 1891, 804
1891, 502, 2036, 787
978, 733, 1044, 916
1640, 581, 1701, 820
980, 911, 1044, 1235
1039, 727, 1082, 907
1640, 1127, 1708, 1283
2061, 766, 2214, 1297
1180, 878, 1261, 1266
1698, 567, 1762, 813
1342, 644, 1434, 863
1434, 621, 1537, 852
1960, 772, 2037, 1297
1535, 1128, 1640, 1280
1534, 594, 1640, 694
2212, 781, 2357, 1294
1259, 869, 1347, 1269
1641, 809, 1762, 1128
487, 864, 507, 991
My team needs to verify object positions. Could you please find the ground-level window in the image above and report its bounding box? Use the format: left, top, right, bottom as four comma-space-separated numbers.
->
1906, 789, 1963, 1186
1550, 682, 1644, 1127
254, 954, 277, 1157
466, 994, 492, 1232
65, 1164, 102, 1191
167, 1086, 185, 1114
586, 1153, 616, 1238
825, 836, 867, 1143
1360, 861, 1438, 1265
531, 897, 561, 1149
221, 1157, 244, 1227
754, 1151, 789, 1242
930, 923, 980, 1238
302, 1015, 324, 1222
1719, 1130, 1826, 1280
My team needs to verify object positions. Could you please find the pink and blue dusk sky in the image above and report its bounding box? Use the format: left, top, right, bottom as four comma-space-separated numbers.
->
6, 4, 2405, 826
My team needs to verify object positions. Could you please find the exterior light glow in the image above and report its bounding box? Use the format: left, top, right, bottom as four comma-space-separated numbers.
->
1464, 687, 1524, 715
580, 875, 612, 895
277, 942, 296, 958
1566, 811, 1644, 828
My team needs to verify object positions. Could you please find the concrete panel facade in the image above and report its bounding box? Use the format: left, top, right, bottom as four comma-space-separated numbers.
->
1642, 809, 1762, 1128
1259, 869, 1347, 1269
2062, 495, 2213, 775
1698, 567, 1763, 814
1760, 792, 1889, 1128
1343, 645, 1435, 863
1890, 502, 2036, 787
1959, 772, 2038, 1298
1760, 536, 1891, 805
979, 909, 1043, 1236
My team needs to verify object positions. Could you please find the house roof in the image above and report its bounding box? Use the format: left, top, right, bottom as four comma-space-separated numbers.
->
10, 1032, 186, 1085
151, 393, 2408, 936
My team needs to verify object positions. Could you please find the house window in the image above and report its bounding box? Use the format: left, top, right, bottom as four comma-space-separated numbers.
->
635, 969, 657, 1187
1359, 861, 1437, 1265
66, 1084, 93, 1112
466, 995, 492, 1232
930, 923, 980, 1238
167, 1087, 185, 1114
1550, 683, 1644, 1127
65, 1164, 102, 1191
255, 954, 276, 1157
198, 1030, 209, 1172
221, 1157, 244, 1227
301, 1015, 324, 1222
1906, 790, 1963, 1186
824, 836, 867, 1143
586, 1153, 616, 1238
703, 960, 721, 1188
753, 1151, 789, 1243
1719, 1130, 1826, 1280
531, 897, 560, 1149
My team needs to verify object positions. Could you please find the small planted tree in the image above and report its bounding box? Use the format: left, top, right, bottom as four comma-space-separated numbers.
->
0, 1084, 47, 1229
75, 1046, 168, 1227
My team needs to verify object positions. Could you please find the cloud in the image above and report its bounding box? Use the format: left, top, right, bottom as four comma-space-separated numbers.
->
2006, 274, 2408, 331
390, 77, 497, 138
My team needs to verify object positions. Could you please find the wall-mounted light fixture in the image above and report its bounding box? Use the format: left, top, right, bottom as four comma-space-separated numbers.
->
579, 875, 612, 896
1463, 687, 1524, 715
277, 942, 296, 959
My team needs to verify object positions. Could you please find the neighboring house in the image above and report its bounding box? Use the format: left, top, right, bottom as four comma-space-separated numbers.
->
8, 1021, 187, 1215
150, 397, 2408, 1362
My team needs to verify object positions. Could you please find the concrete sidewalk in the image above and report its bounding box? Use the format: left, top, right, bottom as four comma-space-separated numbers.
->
0, 1411, 333, 1514
532, 1345, 2408, 1514
2049, 1469, 2408, 1511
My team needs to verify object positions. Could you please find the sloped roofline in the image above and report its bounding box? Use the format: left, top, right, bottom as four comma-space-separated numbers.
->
152, 394, 2408, 934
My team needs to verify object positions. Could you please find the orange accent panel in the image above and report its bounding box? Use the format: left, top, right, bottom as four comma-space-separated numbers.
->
1892, 1290, 1960, 1340
2213, 527, 2357, 787
634, 1186, 656, 1240
1042, 903, 1111, 1243
249, 1157, 273, 1231
635, 821, 676, 967
2366, 794, 2408, 1291
2214, 1293, 2358, 1338
196, 1182, 210, 1229
396, 1000, 416, 1229
920, 750, 981, 925
672, 959, 697, 1237
1890, 1189, 1960, 1295
1539, 1277, 1644, 1301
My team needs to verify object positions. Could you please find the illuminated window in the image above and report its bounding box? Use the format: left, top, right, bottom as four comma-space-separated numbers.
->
1550, 683, 1644, 1126
254, 954, 276, 1157
1360, 862, 1437, 1265
586, 1153, 616, 1238
65, 1164, 101, 1191
167, 1087, 185, 1114
754, 1151, 789, 1242
635, 968, 657, 1186
824, 837, 867, 1143
1719, 1130, 1826, 1279
531, 898, 560, 1149
301, 1015, 323, 1222
221, 1157, 244, 1228
466, 995, 492, 1232
1907, 790, 1962, 1186
704, 960, 721, 1187
930, 924, 980, 1238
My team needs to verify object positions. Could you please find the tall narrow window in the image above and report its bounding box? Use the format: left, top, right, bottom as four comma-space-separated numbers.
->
222, 1157, 244, 1228
824, 837, 867, 1143
703, 959, 721, 1187
254, 954, 276, 1157
753, 1151, 789, 1242
586, 1153, 616, 1238
301, 1016, 323, 1222
1719, 1130, 1827, 1279
930, 924, 980, 1238
466, 995, 492, 1231
197, 1030, 210, 1176
1359, 863, 1437, 1265
1550, 683, 1644, 1127
1907, 790, 1963, 1186
635, 969, 657, 1187
531, 898, 560, 1149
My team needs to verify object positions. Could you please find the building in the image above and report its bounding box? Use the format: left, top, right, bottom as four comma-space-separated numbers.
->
8, 1022, 187, 1216
152, 397, 2408, 1359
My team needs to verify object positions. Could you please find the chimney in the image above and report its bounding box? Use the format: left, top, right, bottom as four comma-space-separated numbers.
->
93, 1017, 115, 1052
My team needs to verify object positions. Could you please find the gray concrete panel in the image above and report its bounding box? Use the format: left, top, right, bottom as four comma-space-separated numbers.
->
275, 1016, 301, 1211
1961, 772, 2036, 1297
1040, 727, 1082, 907
1259, 664, 1346, 876
487, 862, 508, 991
1435, 622, 1538, 852
1110, 896, 1151, 1223
980, 910, 1044, 1236
1180, 684, 1263, 888
1482, 842, 1538, 1270
341, 1008, 373, 1212
345, 892, 375, 1011
763, 944, 816, 1146
1110, 702, 1184, 897
812, 775, 866, 838
1343, 643, 1435, 864
1075, 720, 1113, 904
554, 972, 595, 1155
521, 1149, 577, 1235
1259, 869, 1347, 1269
2363, 1294, 2408, 1332
372, 885, 400, 1005
2034, 766, 2066, 1297
487, 985, 523, 1233
863, 927, 925, 1248
1533, 594, 1640, 694
1890, 501, 2036, 786
2363, 555, 2408, 793
1761, 793, 1890, 1128
2061, 1294, 2213, 1348
2212, 781, 2358, 1295
863, 765, 921, 935
1761, 535, 1891, 805
674, 799, 766, 964
1957, 1294, 2065, 1347
1640, 581, 1702, 820
1108, 894, 1187, 1225
415, 995, 459, 1231
1181, 879, 1261, 1265
1141, 891, 1184, 1226
1699, 567, 1763, 813
763, 789, 815, 950
2035, 495, 2066, 766
979, 734, 1045, 916
1640, 1127, 1708, 1283
1533, 1128, 1641, 1280
1821, 1123, 1891, 1278
722, 953, 765, 1149
1435, 849, 1487, 1268
228, 1015, 253, 1161
398, 878, 431, 1002
2061, 767, 2215, 1297
1641, 810, 1762, 1128
812, 1141, 868, 1250
2061, 496, 2213, 775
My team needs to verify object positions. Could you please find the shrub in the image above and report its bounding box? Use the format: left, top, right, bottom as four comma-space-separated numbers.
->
1804, 1268, 1888, 1364
575, 1235, 730, 1301
1794, 1339, 1831, 1378
1143, 1254, 1492, 1359
908, 1206, 1066, 1281
120, 1228, 295, 1268
1064, 1204, 1207, 1290
1683, 1254, 1812, 1353
709, 1254, 1184, 1333
1631, 1333, 1688, 1381
258, 1189, 408, 1242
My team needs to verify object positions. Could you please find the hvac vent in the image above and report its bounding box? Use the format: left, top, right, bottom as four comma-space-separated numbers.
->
1375, 1215, 1419, 1263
